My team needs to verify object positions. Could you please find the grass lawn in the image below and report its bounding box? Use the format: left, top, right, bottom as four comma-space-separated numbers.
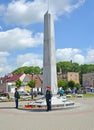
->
65, 93, 94, 100
83, 93, 94, 98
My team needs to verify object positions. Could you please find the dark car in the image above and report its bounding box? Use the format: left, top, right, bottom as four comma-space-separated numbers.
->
64, 90, 72, 95
0, 92, 9, 97
37, 91, 43, 95
30, 91, 37, 97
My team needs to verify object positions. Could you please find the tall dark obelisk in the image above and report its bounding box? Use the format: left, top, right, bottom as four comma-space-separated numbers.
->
43, 11, 58, 94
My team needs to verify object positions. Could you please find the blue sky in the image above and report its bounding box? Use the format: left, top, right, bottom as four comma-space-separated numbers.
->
0, 0, 94, 76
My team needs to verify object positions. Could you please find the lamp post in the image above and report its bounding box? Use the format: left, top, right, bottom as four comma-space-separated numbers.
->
32, 73, 34, 81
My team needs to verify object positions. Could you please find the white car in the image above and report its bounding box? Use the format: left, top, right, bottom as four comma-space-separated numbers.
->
18, 91, 30, 96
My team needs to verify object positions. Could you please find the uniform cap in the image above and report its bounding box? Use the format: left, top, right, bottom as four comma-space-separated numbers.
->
15, 87, 17, 90
46, 85, 51, 88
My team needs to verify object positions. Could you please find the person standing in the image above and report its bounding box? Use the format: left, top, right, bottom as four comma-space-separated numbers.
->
14, 87, 20, 109
45, 85, 52, 111
59, 88, 64, 96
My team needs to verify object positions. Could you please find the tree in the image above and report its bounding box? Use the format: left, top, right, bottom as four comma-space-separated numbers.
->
15, 79, 22, 89
67, 80, 75, 90
75, 83, 81, 90
27, 80, 36, 99
58, 80, 68, 90
12, 66, 42, 75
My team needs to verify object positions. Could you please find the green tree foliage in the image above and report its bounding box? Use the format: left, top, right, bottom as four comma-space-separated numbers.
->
11, 61, 94, 85
75, 83, 81, 89
15, 79, 22, 89
67, 80, 75, 90
57, 61, 80, 73
58, 80, 68, 90
80, 64, 94, 74
12, 66, 42, 75
27, 80, 36, 99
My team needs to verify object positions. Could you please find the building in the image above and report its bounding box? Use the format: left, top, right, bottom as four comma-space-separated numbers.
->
57, 72, 79, 84
67, 72, 79, 83
82, 72, 94, 87
0, 73, 43, 94
0, 71, 80, 94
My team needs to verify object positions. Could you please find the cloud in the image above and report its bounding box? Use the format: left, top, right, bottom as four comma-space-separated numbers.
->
1, 47, 94, 76
0, 51, 43, 76
16, 53, 43, 68
0, 51, 10, 66
0, 52, 14, 76
85, 49, 94, 64
0, 65, 14, 77
50, 0, 85, 17
0, 51, 9, 57
56, 48, 94, 65
56, 48, 85, 64
3, 0, 85, 25
62, 0, 85, 13
73, 54, 85, 64
4, 0, 46, 25
0, 28, 43, 51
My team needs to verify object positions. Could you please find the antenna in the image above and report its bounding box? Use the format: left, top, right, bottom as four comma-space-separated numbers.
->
48, 0, 50, 12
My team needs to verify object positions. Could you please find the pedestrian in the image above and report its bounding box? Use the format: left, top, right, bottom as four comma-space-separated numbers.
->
14, 87, 20, 109
45, 85, 52, 111
59, 88, 64, 96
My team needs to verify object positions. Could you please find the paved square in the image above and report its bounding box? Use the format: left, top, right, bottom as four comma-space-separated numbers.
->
0, 98, 94, 130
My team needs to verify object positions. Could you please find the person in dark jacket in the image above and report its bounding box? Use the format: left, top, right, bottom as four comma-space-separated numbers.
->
14, 87, 20, 109
45, 85, 52, 111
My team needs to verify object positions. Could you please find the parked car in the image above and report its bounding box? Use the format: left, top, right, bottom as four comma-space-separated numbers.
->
64, 90, 72, 95
37, 91, 43, 95
30, 91, 37, 97
18, 91, 30, 96
0, 92, 9, 97
0, 92, 9, 100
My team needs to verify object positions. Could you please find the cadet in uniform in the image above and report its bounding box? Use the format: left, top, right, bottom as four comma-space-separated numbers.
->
14, 88, 20, 109
45, 85, 52, 111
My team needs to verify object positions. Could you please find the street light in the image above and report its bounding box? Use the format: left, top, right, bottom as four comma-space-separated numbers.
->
32, 73, 34, 81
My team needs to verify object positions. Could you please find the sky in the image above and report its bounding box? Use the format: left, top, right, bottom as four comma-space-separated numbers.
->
0, 0, 94, 77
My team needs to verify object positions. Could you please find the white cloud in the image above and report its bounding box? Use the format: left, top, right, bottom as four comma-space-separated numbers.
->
50, 0, 85, 17
0, 51, 10, 66
0, 51, 9, 57
0, 52, 14, 76
73, 54, 85, 64
16, 53, 43, 68
1, 47, 94, 77
56, 48, 85, 64
4, 0, 46, 25
4, 0, 85, 25
0, 65, 14, 77
0, 28, 43, 51
56, 48, 94, 65
62, 0, 85, 13
85, 49, 94, 64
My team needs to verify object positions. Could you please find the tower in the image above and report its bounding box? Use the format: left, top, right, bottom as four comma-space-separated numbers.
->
43, 11, 58, 94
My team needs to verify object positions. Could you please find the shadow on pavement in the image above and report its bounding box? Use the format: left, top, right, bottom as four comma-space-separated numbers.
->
0, 107, 16, 109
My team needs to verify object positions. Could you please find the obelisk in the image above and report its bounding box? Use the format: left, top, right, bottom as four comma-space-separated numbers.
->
43, 11, 58, 94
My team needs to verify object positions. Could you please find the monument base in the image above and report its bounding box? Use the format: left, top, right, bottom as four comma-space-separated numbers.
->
25, 95, 79, 110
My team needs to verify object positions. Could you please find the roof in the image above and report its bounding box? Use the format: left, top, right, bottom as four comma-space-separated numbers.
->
1, 73, 23, 83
